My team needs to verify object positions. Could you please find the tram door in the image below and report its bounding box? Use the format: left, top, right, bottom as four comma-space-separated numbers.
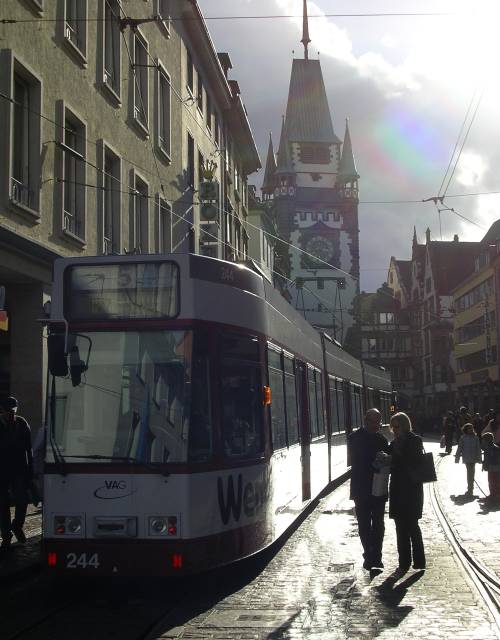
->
296, 361, 311, 501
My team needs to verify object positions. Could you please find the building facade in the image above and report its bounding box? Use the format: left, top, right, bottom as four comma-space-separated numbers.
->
0, 0, 259, 427
359, 285, 414, 409
260, 3, 360, 345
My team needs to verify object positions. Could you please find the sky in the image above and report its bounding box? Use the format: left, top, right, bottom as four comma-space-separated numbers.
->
197, 0, 500, 291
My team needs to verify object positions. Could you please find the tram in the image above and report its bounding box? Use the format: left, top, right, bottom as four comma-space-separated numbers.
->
43, 253, 392, 576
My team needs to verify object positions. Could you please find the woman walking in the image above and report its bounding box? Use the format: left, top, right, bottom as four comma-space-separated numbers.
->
455, 423, 482, 496
388, 412, 426, 576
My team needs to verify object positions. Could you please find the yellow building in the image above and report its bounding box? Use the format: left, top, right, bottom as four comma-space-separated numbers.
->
452, 248, 498, 412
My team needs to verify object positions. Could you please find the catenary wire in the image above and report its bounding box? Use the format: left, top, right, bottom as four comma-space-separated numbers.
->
0, 12, 456, 25
437, 88, 479, 198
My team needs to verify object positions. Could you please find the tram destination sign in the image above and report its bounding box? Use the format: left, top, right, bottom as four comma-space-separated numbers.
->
65, 262, 179, 320
189, 255, 262, 296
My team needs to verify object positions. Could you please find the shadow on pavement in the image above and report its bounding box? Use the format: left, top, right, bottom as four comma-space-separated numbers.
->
450, 494, 477, 505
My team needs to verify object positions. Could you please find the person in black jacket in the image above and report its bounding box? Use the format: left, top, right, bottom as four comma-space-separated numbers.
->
388, 412, 426, 576
0, 397, 33, 551
348, 408, 390, 570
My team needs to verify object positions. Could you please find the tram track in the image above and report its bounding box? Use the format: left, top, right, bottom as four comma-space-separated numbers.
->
430, 455, 500, 630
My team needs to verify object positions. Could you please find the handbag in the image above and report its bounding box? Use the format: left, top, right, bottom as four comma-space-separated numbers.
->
412, 447, 437, 483
372, 470, 390, 496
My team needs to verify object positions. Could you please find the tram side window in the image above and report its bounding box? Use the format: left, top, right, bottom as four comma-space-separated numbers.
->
337, 381, 345, 432
188, 332, 212, 462
317, 372, 325, 436
308, 368, 321, 438
284, 356, 299, 445
268, 348, 287, 450
329, 378, 339, 434
220, 333, 264, 458
351, 385, 362, 428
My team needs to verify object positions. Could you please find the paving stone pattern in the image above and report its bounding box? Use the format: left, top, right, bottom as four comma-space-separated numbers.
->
150, 442, 500, 639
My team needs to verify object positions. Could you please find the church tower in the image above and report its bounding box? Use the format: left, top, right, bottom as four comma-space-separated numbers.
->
265, 0, 360, 344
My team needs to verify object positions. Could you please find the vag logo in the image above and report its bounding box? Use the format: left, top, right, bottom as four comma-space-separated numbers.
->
94, 480, 137, 500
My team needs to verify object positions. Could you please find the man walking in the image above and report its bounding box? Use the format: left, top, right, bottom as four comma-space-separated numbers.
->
0, 397, 33, 551
348, 408, 390, 570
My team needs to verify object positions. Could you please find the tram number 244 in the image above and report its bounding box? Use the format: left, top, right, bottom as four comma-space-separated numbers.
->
65, 552, 100, 569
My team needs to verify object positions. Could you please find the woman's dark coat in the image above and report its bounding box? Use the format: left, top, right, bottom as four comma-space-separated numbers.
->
388, 431, 424, 520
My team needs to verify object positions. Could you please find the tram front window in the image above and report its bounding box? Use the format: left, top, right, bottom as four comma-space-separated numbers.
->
47, 330, 212, 464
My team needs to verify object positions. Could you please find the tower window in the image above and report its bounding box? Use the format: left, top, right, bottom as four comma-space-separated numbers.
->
299, 144, 330, 165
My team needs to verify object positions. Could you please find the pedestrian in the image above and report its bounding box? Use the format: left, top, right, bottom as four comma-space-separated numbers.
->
442, 411, 455, 454
348, 408, 390, 571
472, 413, 484, 439
0, 397, 33, 551
483, 409, 500, 444
455, 423, 482, 496
457, 406, 471, 444
481, 432, 500, 503
388, 412, 426, 576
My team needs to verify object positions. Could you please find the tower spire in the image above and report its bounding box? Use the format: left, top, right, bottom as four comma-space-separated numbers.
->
301, 0, 311, 60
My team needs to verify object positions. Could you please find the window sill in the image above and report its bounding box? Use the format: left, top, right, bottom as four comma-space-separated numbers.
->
9, 198, 41, 222
62, 36, 88, 68
62, 227, 86, 247
25, 0, 43, 16
132, 116, 150, 140
157, 18, 171, 38
157, 144, 171, 164
101, 79, 122, 107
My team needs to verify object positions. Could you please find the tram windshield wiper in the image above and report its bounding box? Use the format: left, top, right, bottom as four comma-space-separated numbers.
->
63, 454, 170, 476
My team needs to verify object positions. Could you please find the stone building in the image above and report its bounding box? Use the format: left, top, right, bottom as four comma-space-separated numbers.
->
0, 0, 259, 427
260, 2, 360, 345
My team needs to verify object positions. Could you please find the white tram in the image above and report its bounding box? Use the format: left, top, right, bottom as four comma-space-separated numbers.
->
43, 254, 392, 576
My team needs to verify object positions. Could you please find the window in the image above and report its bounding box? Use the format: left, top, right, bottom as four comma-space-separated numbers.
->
132, 175, 149, 252
308, 368, 324, 438
220, 334, 264, 459
157, 197, 171, 253
133, 32, 149, 130
62, 110, 86, 240
64, 0, 87, 59
102, 146, 121, 254
214, 112, 219, 145
187, 50, 194, 94
300, 212, 306, 221
322, 212, 329, 221
312, 212, 318, 221
187, 133, 195, 188
268, 348, 287, 450
206, 93, 212, 132
103, 0, 121, 97
198, 151, 204, 186
155, 0, 171, 34
157, 65, 171, 158
300, 144, 330, 164
197, 75, 203, 113
10, 64, 41, 213
284, 358, 299, 445
333, 211, 340, 222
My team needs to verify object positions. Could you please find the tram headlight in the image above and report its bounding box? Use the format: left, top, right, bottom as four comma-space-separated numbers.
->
148, 516, 178, 537
54, 515, 83, 536
67, 517, 82, 534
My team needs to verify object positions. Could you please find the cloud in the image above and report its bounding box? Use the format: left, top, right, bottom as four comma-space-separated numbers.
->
198, 0, 500, 289
276, 0, 420, 93
455, 152, 488, 187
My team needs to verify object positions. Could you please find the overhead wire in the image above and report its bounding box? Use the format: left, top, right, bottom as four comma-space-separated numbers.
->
0, 12, 456, 26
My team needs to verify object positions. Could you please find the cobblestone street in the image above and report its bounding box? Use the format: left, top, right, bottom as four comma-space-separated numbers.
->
1, 440, 499, 639
148, 441, 500, 639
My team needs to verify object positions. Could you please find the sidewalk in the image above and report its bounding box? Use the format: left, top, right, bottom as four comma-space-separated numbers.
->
434, 442, 500, 585
149, 441, 500, 639
0, 505, 42, 581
